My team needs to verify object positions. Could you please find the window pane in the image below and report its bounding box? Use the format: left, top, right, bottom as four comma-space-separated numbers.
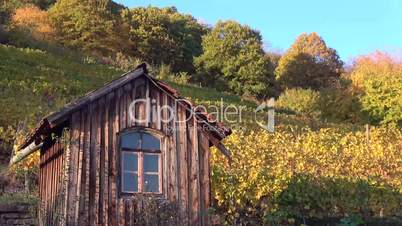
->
142, 133, 160, 150
122, 172, 138, 192
143, 154, 159, 173
122, 152, 137, 172
121, 132, 140, 149
144, 174, 159, 192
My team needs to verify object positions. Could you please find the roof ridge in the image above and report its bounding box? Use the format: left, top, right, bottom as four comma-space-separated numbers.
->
46, 66, 145, 124
18, 64, 231, 152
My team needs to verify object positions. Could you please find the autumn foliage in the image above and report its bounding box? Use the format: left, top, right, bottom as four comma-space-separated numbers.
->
349, 51, 402, 88
275, 33, 343, 90
349, 51, 402, 125
0, 1, 401, 224
11, 5, 55, 40
211, 127, 402, 224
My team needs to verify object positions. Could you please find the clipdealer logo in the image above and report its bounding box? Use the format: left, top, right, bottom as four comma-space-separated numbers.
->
127, 97, 275, 132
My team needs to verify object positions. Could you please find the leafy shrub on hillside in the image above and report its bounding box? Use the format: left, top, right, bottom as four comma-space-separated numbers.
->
156, 64, 190, 85
318, 87, 367, 123
0, 26, 10, 44
0, 126, 15, 161
349, 51, 402, 126
0, 192, 38, 205
11, 5, 55, 41
276, 88, 319, 115
100, 52, 142, 71
0, 0, 32, 25
361, 75, 402, 126
276, 87, 368, 124
275, 175, 400, 224
211, 127, 402, 224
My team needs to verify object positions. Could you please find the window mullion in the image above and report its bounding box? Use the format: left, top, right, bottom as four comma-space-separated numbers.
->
138, 152, 144, 192
159, 152, 162, 193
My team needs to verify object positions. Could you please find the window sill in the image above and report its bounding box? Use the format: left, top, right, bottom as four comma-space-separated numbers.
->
119, 193, 170, 205
119, 192, 164, 200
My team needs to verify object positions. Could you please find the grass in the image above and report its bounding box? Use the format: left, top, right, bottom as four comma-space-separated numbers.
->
0, 44, 122, 128
166, 81, 257, 108
0, 44, 362, 132
0, 44, 260, 130
0, 192, 38, 205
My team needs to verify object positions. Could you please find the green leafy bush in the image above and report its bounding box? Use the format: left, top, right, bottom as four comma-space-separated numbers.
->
194, 20, 276, 98
318, 87, 367, 123
360, 75, 402, 126
49, 0, 127, 57
105, 52, 142, 71
349, 51, 402, 126
0, 192, 39, 205
155, 64, 190, 85
122, 6, 206, 73
0, 126, 15, 160
277, 87, 368, 124
276, 88, 320, 115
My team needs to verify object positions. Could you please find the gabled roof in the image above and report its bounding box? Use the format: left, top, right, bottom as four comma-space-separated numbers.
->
19, 64, 231, 151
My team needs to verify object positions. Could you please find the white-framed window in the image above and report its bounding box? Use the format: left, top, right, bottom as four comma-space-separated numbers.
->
120, 131, 162, 194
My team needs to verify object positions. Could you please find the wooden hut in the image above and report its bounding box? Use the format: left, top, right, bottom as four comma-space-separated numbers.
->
14, 64, 231, 226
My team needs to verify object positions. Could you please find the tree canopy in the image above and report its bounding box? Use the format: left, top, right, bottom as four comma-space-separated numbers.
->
195, 20, 276, 98
1, 0, 56, 25
48, 0, 128, 56
275, 32, 343, 90
350, 52, 402, 125
122, 6, 206, 73
11, 5, 55, 41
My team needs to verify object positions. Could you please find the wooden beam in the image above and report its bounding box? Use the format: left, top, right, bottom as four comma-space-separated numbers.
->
9, 142, 43, 166
205, 132, 231, 161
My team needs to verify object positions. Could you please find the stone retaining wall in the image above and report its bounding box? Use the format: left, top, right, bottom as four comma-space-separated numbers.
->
0, 203, 37, 226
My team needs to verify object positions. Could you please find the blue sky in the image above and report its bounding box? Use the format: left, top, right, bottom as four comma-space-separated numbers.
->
117, 0, 402, 62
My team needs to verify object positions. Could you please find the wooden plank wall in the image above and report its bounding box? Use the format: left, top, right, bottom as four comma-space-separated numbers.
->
41, 74, 212, 226
39, 136, 65, 226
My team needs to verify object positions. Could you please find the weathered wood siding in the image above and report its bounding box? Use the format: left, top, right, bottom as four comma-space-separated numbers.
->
40, 74, 211, 226
39, 129, 66, 226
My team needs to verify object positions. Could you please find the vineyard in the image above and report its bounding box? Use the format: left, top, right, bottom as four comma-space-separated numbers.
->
0, 44, 401, 225
211, 127, 402, 224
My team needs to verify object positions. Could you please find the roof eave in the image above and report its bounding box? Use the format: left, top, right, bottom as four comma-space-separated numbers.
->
17, 64, 231, 154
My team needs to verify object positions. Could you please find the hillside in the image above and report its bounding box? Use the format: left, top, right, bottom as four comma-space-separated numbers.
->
1, 1, 401, 224
1, 43, 372, 149
1, 44, 401, 225
0, 44, 258, 129
0, 44, 337, 136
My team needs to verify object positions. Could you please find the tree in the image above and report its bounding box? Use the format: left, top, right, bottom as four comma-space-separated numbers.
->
122, 6, 205, 73
19, 0, 56, 9
194, 20, 276, 98
48, 0, 128, 56
1, 0, 55, 25
361, 75, 402, 126
349, 51, 402, 125
11, 5, 55, 40
348, 51, 402, 88
275, 32, 343, 90
265, 51, 282, 71
1, 0, 18, 25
